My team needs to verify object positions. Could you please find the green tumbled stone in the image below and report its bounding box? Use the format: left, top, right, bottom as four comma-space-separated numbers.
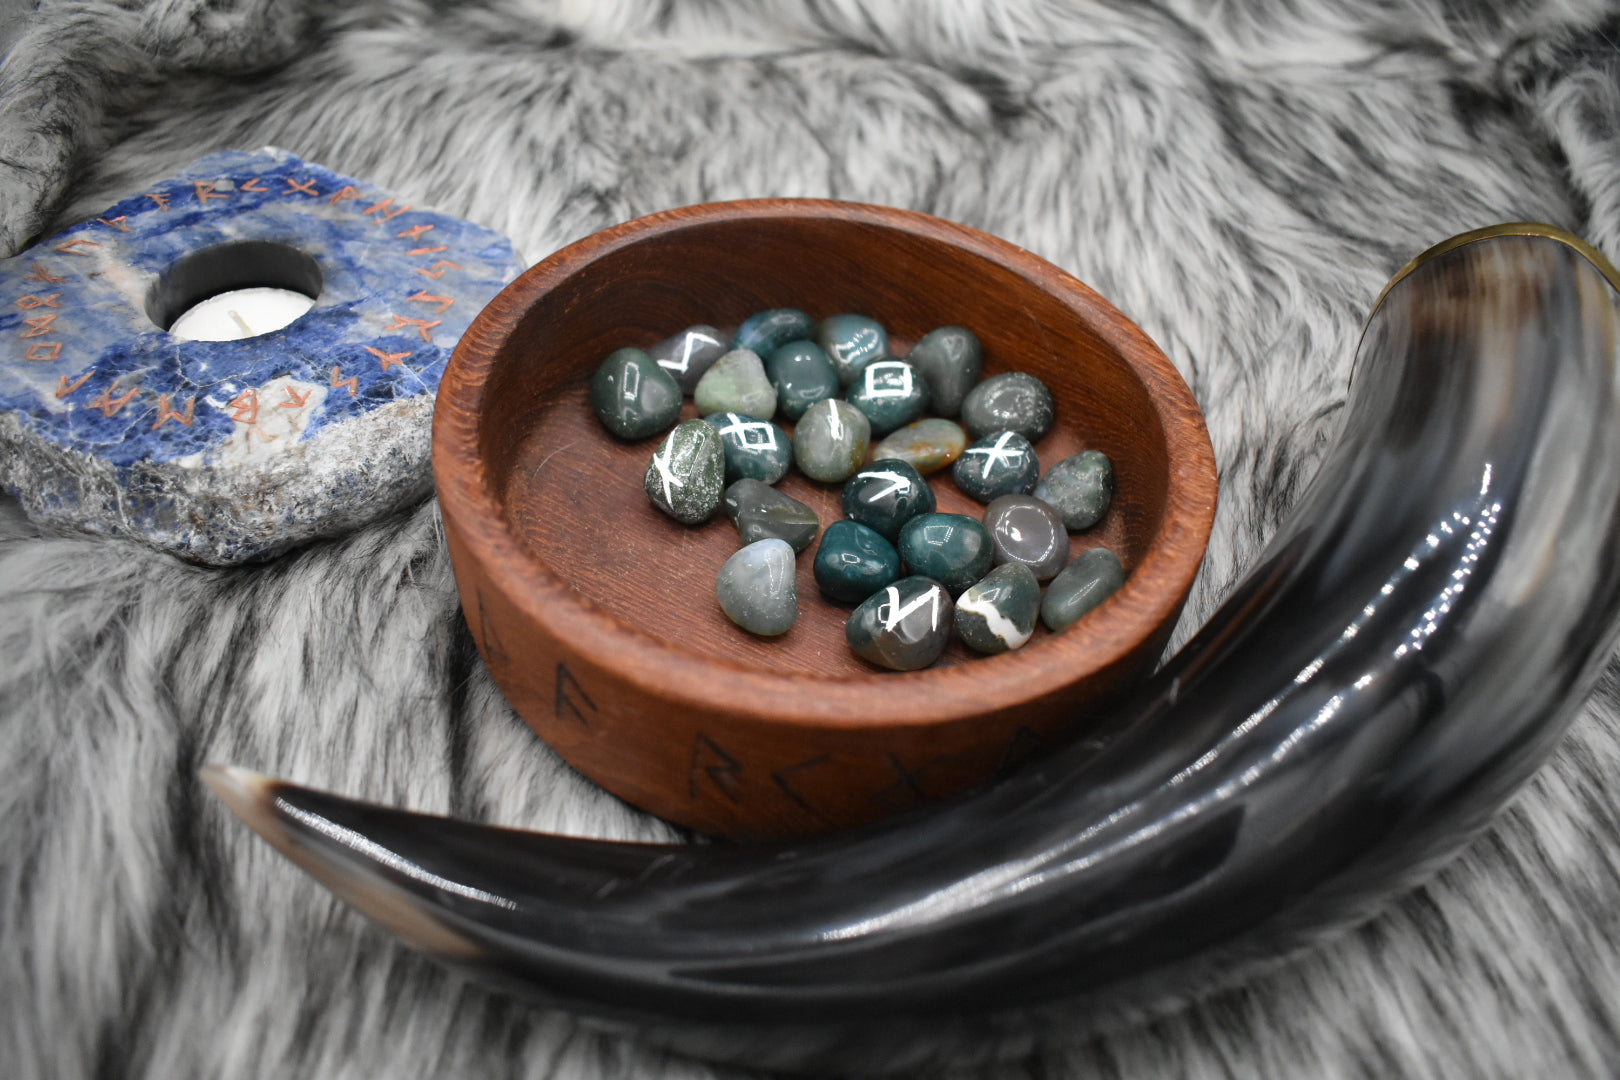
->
1041, 546, 1126, 631
845, 575, 953, 671
792, 399, 871, 483
897, 512, 994, 595
870, 418, 968, 474
960, 371, 1055, 441
590, 347, 683, 440
694, 349, 777, 420
702, 412, 792, 485
735, 308, 816, 356
818, 313, 889, 386
846, 358, 930, 436
716, 538, 799, 636
841, 459, 935, 542
1035, 450, 1115, 531
952, 429, 1039, 502
955, 562, 1040, 654
813, 519, 902, 603
723, 478, 820, 553
765, 339, 840, 422
907, 326, 983, 418
644, 419, 725, 524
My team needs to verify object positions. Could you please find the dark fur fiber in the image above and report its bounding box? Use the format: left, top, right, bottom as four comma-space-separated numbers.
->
5, 1, 1620, 1076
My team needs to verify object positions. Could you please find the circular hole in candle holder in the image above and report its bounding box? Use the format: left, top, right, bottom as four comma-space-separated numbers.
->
148, 241, 322, 342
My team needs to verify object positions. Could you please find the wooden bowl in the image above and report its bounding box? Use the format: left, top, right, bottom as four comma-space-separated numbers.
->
433, 199, 1216, 841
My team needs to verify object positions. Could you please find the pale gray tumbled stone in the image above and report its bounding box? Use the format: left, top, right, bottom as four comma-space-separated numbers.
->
792, 398, 870, 482
716, 537, 799, 635
693, 348, 777, 420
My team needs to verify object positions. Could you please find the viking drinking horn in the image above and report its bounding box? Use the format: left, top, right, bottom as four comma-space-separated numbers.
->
204, 224, 1620, 1073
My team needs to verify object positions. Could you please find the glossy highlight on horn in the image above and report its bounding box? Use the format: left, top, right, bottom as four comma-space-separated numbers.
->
206, 226, 1620, 1073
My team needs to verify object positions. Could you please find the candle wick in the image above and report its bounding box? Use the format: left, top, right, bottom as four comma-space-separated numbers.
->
229, 309, 254, 337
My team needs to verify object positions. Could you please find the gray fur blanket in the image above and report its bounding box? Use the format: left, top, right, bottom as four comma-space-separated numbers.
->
6, 1, 1620, 1076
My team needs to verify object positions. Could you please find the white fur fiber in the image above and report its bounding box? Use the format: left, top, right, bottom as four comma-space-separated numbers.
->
5, 1, 1620, 1076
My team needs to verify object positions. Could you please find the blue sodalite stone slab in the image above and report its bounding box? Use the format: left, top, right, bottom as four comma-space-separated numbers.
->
0, 147, 521, 563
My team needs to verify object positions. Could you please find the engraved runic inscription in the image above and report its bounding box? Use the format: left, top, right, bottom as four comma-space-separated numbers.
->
329, 365, 358, 396
227, 388, 260, 425
386, 314, 441, 342
21, 313, 58, 337
417, 260, 461, 279
407, 290, 455, 314
193, 181, 228, 204
555, 663, 597, 728
689, 735, 743, 802
365, 345, 412, 371
285, 177, 318, 196
773, 755, 833, 822
55, 371, 93, 398
151, 393, 196, 430
240, 177, 269, 192
26, 262, 67, 284
90, 382, 138, 417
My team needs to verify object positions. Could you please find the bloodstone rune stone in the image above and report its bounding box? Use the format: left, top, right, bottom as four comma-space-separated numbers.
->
0, 147, 522, 564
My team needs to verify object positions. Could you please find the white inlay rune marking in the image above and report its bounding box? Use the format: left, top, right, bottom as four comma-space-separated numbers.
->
855, 468, 910, 500
963, 430, 1023, 478
862, 360, 914, 399
880, 584, 942, 632
650, 440, 681, 503
718, 414, 778, 449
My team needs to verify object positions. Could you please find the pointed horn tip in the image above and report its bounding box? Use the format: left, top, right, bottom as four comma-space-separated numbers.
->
200, 763, 287, 840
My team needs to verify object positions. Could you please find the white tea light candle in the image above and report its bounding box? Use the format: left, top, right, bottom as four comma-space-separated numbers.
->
167, 286, 315, 341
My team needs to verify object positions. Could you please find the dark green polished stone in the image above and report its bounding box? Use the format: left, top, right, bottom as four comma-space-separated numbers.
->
897, 512, 994, 595
647, 324, 728, 394
906, 326, 983, 417
590, 347, 682, 440
764, 339, 840, 422
813, 519, 901, 603
845, 575, 953, 671
702, 412, 793, 485
954, 562, 1040, 654
984, 494, 1069, 581
723, 479, 820, 553
734, 308, 816, 356
1034, 450, 1115, 531
792, 399, 871, 483
643, 419, 725, 524
818, 313, 889, 386
841, 459, 935, 542
870, 418, 968, 474
960, 371, 1056, 441
716, 538, 799, 636
952, 429, 1039, 502
846, 358, 930, 436
1041, 545, 1125, 631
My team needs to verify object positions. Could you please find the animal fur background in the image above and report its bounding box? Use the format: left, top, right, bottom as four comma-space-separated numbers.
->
4, 0, 1620, 1076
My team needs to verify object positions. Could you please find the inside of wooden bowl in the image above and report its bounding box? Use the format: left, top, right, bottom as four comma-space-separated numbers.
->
472, 206, 1175, 682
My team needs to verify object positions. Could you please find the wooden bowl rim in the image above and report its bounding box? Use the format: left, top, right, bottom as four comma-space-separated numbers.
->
434, 198, 1217, 730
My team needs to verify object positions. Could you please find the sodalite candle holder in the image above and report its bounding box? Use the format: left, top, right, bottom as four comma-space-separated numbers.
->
0, 147, 522, 564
